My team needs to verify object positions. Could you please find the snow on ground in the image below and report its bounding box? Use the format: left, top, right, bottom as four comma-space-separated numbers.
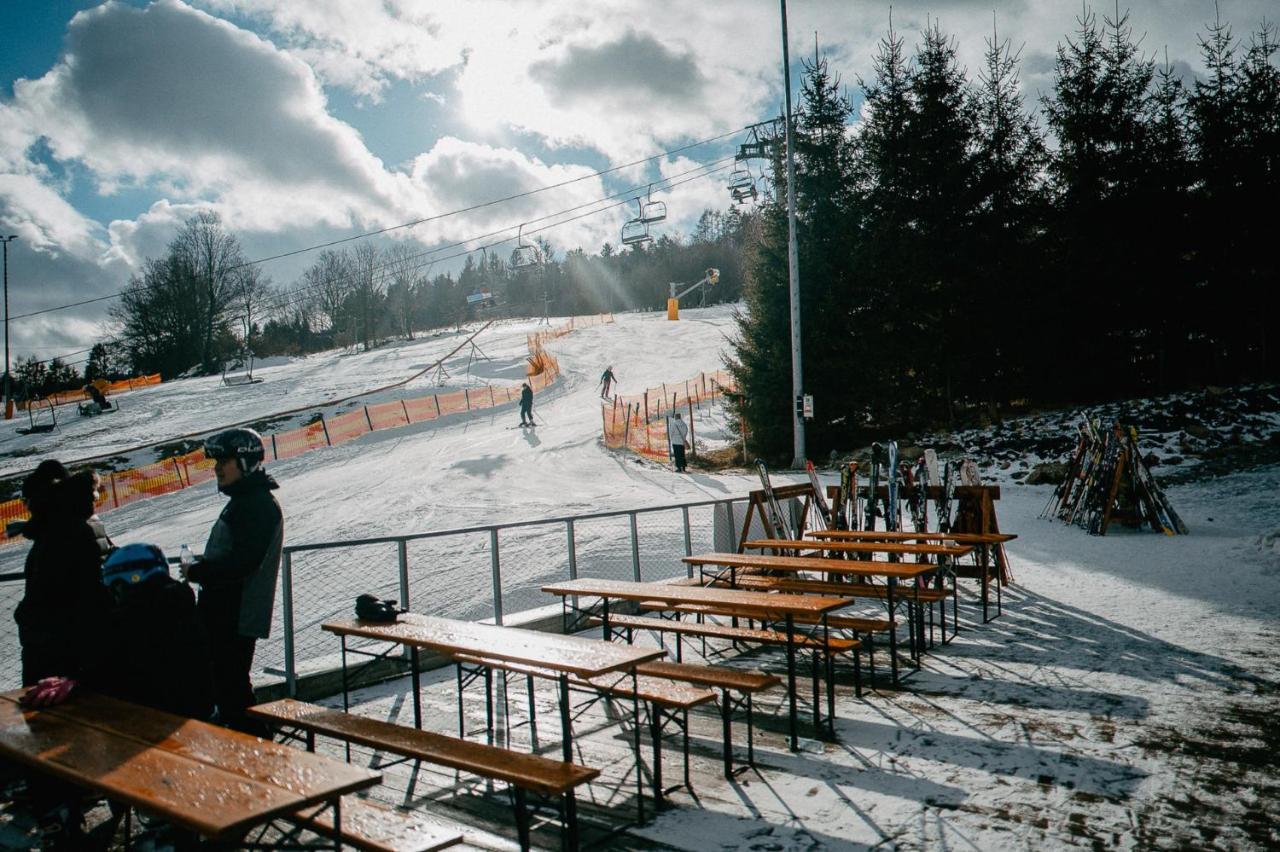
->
1, 304, 1278, 848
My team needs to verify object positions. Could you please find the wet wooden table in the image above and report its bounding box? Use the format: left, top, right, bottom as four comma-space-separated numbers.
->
541, 578, 853, 750
0, 689, 378, 847
323, 614, 664, 819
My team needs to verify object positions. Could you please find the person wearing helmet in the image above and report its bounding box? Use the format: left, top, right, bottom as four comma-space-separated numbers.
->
599, 366, 616, 400
184, 427, 283, 735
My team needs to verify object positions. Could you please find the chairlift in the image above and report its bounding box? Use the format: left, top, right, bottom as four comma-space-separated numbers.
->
731, 182, 759, 204
727, 167, 754, 192
222, 351, 264, 386
511, 224, 539, 271
639, 184, 667, 225
15, 397, 57, 435
621, 218, 652, 246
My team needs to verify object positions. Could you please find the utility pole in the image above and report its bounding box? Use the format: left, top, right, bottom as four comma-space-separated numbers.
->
2, 235, 17, 420
780, 0, 805, 468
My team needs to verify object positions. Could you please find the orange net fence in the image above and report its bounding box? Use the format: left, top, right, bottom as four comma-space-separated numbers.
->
16, 374, 162, 411
601, 370, 735, 461
1, 316, 604, 546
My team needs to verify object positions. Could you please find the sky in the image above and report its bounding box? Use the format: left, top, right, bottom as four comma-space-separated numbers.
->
1, 1, 1274, 366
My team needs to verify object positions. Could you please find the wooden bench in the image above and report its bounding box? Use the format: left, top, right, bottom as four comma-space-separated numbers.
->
639, 602, 894, 685
250, 699, 596, 852
288, 795, 462, 852
589, 613, 862, 705
451, 652, 712, 804
636, 660, 779, 777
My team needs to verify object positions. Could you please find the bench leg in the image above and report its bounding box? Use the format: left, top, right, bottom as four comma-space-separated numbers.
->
785, 615, 798, 751
456, 663, 465, 739
811, 650, 821, 732
527, 673, 539, 750
563, 790, 579, 852
513, 787, 531, 852
720, 688, 733, 777
747, 693, 755, 767
650, 701, 664, 807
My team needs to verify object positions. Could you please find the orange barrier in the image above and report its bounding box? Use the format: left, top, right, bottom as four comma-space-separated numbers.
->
602, 369, 735, 461
17, 373, 162, 411
1, 316, 607, 546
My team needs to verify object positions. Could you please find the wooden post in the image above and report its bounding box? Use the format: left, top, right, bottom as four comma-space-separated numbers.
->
270, 434, 278, 460
687, 397, 696, 457
401, 399, 411, 423
319, 414, 331, 446
364, 406, 374, 431
109, 471, 120, 508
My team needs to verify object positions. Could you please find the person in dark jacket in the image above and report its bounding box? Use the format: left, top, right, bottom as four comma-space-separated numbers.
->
519, 382, 535, 426
184, 428, 283, 735
86, 544, 215, 720
14, 462, 111, 686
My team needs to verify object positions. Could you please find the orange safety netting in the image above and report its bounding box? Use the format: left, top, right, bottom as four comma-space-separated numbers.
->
602, 370, 735, 461
17, 374, 162, 411
0, 317, 606, 546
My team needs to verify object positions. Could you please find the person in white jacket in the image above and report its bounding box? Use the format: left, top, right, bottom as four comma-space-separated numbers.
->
668, 412, 690, 472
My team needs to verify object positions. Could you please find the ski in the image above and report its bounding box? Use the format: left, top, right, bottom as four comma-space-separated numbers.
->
835, 462, 853, 530
754, 458, 794, 540
1126, 427, 1187, 534
937, 460, 954, 533
865, 443, 882, 532
805, 460, 832, 530
886, 440, 900, 532
924, 449, 940, 487
907, 454, 929, 532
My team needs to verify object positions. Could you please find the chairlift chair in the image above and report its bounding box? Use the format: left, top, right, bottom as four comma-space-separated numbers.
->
620, 218, 652, 246
727, 167, 754, 192
639, 185, 667, 225
511, 224, 540, 271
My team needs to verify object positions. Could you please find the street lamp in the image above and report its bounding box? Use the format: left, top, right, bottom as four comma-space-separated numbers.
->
2, 235, 16, 420
779, 0, 805, 468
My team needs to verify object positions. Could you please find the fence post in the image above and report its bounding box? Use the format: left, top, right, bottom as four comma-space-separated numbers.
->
319, 414, 332, 446
682, 506, 693, 576
464, 389, 470, 411
281, 551, 296, 697
643, 391, 649, 424
364, 406, 374, 431
629, 512, 641, 582
401, 400, 411, 423
687, 397, 696, 457
623, 403, 632, 447
489, 528, 503, 626
171, 458, 185, 488
725, 499, 737, 551
109, 471, 120, 509
433, 394, 440, 418
271, 434, 278, 460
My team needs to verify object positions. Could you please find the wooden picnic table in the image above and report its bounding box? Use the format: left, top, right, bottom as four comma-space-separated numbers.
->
741, 538, 974, 558
806, 530, 1016, 544
541, 578, 852, 750
322, 613, 663, 819
0, 689, 378, 846
682, 552, 942, 685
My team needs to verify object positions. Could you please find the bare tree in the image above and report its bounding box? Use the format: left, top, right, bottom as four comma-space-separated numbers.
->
384, 243, 424, 340
349, 242, 383, 351
169, 210, 245, 373
229, 263, 273, 361
304, 248, 353, 334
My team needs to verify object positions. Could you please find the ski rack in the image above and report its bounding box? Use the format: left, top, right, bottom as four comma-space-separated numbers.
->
735, 482, 821, 552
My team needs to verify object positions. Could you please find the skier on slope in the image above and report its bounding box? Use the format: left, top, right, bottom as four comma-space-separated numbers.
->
668, 411, 689, 472
519, 382, 535, 426
599, 366, 616, 400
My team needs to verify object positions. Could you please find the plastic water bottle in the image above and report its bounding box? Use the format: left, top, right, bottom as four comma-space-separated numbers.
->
179, 544, 194, 580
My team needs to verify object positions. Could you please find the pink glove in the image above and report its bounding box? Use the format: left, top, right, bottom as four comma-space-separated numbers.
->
20, 677, 77, 709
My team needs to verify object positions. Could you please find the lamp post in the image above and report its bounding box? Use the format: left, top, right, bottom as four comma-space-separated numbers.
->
780, 0, 805, 468
2, 235, 16, 420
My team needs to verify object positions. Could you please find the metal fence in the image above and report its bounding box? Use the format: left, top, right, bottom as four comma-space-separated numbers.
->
0, 493, 781, 694
274, 494, 771, 694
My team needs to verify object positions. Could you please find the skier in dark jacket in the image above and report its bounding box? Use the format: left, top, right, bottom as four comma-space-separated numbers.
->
599, 366, 616, 399
14, 462, 111, 686
184, 428, 283, 735
519, 382, 535, 426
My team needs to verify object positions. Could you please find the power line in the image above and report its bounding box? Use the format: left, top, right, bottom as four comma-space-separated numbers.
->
10, 127, 751, 323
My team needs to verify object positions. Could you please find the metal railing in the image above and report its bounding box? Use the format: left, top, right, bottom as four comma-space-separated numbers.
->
275, 494, 771, 695
0, 493, 782, 694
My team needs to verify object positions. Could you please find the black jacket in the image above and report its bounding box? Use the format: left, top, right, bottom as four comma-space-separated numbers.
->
188, 469, 284, 639
85, 576, 215, 720
520, 386, 533, 408
14, 492, 112, 685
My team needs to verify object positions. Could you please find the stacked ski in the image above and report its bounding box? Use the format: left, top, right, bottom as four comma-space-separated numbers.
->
1041, 418, 1188, 536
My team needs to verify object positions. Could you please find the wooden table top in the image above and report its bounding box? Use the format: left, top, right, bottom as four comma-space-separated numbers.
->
683, 551, 941, 580
808, 530, 1017, 544
323, 612, 664, 678
742, 538, 974, 557
0, 690, 378, 839
542, 578, 854, 615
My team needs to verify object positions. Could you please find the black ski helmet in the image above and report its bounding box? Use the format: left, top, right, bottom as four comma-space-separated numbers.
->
203, 427, 266, 473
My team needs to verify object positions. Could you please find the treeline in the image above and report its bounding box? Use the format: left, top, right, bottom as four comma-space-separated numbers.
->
732, 10, 1280, 462
86, 206, 751, 380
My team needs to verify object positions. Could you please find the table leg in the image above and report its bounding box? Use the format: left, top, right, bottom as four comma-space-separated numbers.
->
887, 580, 899, 685
601, 597, 612, 641
633, 668, 645, 823
785, 613, 798, 751
410, 647, 422, 730
340, 637, 352, 762
823, 613, 835, 736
